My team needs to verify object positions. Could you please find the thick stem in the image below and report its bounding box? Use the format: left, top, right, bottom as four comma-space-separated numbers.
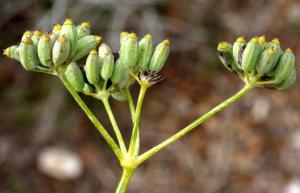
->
115, 168, 135, 193
136, 84, 254, 165
128, 85, 148, 156
102, 97, 127, 153
59, 74, 122, 160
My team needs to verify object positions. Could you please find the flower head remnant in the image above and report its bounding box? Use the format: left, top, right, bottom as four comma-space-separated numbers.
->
3, 19, 170, 100
217, 36, 296, 90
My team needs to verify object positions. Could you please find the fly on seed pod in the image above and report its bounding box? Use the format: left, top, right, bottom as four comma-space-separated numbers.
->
84, 50, 102, 86
242, 37, 260, 75
148, 39, 169, 72
72, 35, 101, 61
119, 32, 138, 69
65, 62, 84, 92
60, 19, 77, 58
137, 34, 153, 70
3, 45, 19, 61
232, 37, 246, 69
76, 22, 90, 39
19, 38, 39, 70
38, 34, 52, 67
52, 35, 71, 66
274, 48, 295, 83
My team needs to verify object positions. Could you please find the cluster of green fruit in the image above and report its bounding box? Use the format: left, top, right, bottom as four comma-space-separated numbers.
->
4, 19, 170, 100
217, 36, 296, 90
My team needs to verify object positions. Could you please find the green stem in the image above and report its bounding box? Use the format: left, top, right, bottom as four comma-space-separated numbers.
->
102, 97, 127, 153
128, 85, 148, 156
125, 87, 135, 123
136, 84, 254, 165
115, 168, 135, 193
59, 74, 123, 160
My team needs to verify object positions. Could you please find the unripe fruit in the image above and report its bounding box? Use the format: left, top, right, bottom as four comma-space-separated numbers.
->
242, 37, 260, 75
19, 38, 39, 70
137, 34, 153, 70
256, 48, 276, 76
38, 34, 52, 66
52, 35, 71, 66
232, 37, 246, 69
148, 39, 169, 72
217, 42, 239, 72
72, 35, 101, 61
101, 53, 114, 80
85, 50, 101, 86
60, 19, 77, 58
276, 68, 296, 90
21, 31, 33, 41
119, 32, 138, 68
111, 59, 126, 84
32, 30, 43, 46
65, 62, 84, 92
3, 45, 19, 61
274, 48, 295, 83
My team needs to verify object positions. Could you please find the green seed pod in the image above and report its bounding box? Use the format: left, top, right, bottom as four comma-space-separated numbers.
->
274, 48, 295, 83
256, 48, 276, 76
52, 24, 62, 36
217, 42, 239, 72
276, 68, 296, 90
52, 35, 70, 66
111, 59, 126, 84
119, 32, 138, 68
37, 34, 52, 66
84, 50, 101, 86
82, 83, 94, 93
137, 34, 153, 70
258, 35, 266, 51
101, 53, 114, 80
3, 45, 20, 61
148, 39, 170, 72
266, 39, 283, 76
65, 62, 84, 91
60, 19, 77, 58
21, 31, 33, 41
72, 35, 101, 61
241, 37, 260, 75
32, 30, 43, 46
232, 37, 246, 69
76, 22, 90, 39
19, 38, 39, 70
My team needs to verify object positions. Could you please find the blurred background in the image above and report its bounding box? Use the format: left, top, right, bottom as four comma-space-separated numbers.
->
1, 0, 300, 193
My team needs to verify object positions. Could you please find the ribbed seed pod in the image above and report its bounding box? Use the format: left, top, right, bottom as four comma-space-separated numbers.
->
137, 34, 153, 70
52, 35, 70, 66
232, 37, 246, 69
3, 45, 20, 61
38, 34, 52, 66
256, 48, 276, 76
119, 32, 138, 68
101, 53, 114, 80
111, 59, 126, 84
276, 68, 296, 90
32, 30, 43, 46
60, 19, 77, 58
85, 50, 101, 86
217, 42, 240, 72
258, 35, 266, 51
21, 31, 33, 41
148, 39, 170, 72
72, 35, 101, 61
65, 62, 84, 91
266, 39, 283, 75
274, 48, 295, 83
241, 37, 260, 75
76, 22, 90, 39
52, 24, 62, 36
19, 38, 39, 70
